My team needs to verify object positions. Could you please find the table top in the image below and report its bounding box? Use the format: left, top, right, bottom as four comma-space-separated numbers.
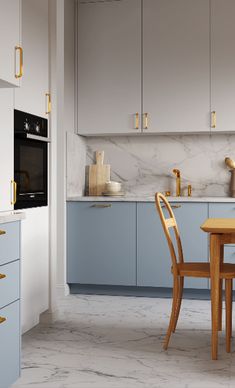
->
201, 218, 235, 233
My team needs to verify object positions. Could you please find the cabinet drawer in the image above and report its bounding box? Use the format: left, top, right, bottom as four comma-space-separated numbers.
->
0, 300, 20, 388
0, 222, 20, 265
0, 260, 20, 309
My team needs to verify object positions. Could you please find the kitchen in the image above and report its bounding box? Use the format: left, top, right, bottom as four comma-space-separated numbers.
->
1, 0, 235, 387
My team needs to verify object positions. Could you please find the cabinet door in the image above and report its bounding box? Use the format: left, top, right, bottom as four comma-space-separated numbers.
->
67, 202, 136, 285
137, 203, 208, 289
0, 89, 14, 211
77, 0, 141, 135
0, 0, 21, 87
211, 0, 235, 132
14, 0, 49, 118
143, 0, 210, 133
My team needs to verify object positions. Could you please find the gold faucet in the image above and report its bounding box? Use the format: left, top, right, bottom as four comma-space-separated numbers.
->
173, 169, 181, 197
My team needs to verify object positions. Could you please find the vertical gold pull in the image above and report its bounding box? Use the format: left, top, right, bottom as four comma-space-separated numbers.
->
45, 93, 51, 114
0, 317, 6, 324
15, 46, 23, 79
188, 184, 192, 197
143, 113, 148, 130
211, 111, 216, 128
11, 180, 17, 205
134, 113, 139, 130
0, 230, 6, 236
0, 274, 6, 279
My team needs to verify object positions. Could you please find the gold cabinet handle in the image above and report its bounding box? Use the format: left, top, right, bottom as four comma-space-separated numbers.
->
45, 92, 51, 114
211, 111, 216, 128
91, 204, 112, 208
134, 113, 139, 130
0, 317, 6, 324
0, 274, 6, 280
143, 113, 149, 130
15, 46, 23, 79
161, 204, 181, 209
0, 230, 6, 236
11, 180, 17, 205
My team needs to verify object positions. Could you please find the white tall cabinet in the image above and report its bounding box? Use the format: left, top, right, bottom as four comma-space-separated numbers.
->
0, 90, 14, 211
14, 0, 49, 118
211, 0, 235, 132
0, 0, 22, 87
143, 0, 210, 133
77, 0, 141, 135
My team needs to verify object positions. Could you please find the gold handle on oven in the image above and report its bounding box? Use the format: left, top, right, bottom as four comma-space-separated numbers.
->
211, 111, 216, 129
0, 274, 6, 280
45, 93, 51, 114
11, 180, 17, 205
15, 46, 23, 79
0, 317, 6, 324
134, 113, 139, 130
143, 113, 149, 130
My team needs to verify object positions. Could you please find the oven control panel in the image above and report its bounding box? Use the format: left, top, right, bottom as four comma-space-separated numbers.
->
14, 110, 48, 138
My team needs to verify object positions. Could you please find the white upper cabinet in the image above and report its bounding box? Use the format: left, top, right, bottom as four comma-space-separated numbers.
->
0, 0, 22, 87
211, 0, 235, 132
77, 0, 141, 135
14, 0, 49, 118
0, 90, 14, 211
143, 0, 210, 133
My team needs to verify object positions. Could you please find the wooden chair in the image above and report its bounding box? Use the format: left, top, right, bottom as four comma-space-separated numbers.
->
155, 192, 235, 354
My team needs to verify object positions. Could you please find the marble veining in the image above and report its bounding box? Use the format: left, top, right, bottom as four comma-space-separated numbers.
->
13, 294, 235, 388
86, 134, 235, 197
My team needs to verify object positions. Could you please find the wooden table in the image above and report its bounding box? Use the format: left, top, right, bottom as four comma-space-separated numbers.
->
201, 218, 235, 360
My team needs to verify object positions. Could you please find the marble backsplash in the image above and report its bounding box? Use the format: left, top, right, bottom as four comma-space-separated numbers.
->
85, 134, 235, 197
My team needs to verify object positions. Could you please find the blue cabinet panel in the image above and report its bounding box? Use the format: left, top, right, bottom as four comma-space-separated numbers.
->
0, 301, 20, 388
0, 260, 20, 309
137, 203, 208, 289
67, 202, 136, 285
0, 222, 20, 266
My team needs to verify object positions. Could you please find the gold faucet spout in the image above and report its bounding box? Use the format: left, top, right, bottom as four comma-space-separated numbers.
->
173, 169, 181, 196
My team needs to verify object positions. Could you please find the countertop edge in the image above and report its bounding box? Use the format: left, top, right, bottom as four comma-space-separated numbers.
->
0, 211, 26, 224
67, 196, 235, 203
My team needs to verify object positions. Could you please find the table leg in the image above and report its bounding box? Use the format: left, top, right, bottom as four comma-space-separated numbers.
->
210, 233, 221, 360
218, 245, 224, 331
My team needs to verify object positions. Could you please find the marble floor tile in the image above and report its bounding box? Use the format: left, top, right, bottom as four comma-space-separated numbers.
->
13, 295, 235, 388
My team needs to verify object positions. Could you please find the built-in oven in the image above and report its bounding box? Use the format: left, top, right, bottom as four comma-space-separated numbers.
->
14, 110, 49, 209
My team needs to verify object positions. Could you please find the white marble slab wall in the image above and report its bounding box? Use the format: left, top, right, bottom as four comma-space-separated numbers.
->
86, 134, 235, 197
66, 132, 86, 197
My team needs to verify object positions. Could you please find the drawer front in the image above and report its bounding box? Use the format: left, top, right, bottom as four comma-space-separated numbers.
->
0, 260, 20, 309
0, 301, 20, 388
0, 222, 20, 266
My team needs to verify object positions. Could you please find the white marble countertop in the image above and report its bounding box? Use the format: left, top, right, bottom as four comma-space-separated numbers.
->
0, 210, 25, 224
67, 195, 235, 203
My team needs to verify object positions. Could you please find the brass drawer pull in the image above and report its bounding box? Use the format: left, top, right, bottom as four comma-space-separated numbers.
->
0, 230, 6, 236
211, 111, 216, 128
134, 112, 139, 130
0, 317, 6, 324
0, 274, 6, 280
161, 204, 181, 209
91, 204, 112, 208
143, 112, 149, 130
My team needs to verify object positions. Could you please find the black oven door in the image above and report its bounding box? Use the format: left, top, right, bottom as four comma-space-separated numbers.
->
14, 138, 48, 209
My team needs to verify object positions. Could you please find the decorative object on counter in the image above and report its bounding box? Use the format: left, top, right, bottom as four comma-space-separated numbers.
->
172, 169, 181, 197
225, 157, 235, 197
103, 181, 125, 197
165, 191, 171, 196
187, 184, 192, 197
88, 151, 110, 196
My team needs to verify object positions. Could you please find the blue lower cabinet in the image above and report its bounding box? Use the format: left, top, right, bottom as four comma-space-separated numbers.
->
0, 222, 20, 266
0, 300, 20, 388
137, 203, 208, 289
0, 260, 20, 309
67, 202, 136, 285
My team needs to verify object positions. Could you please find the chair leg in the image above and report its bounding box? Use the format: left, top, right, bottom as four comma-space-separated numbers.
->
225, 279, 232, 353
172, 276, 184, 333
163, 276, 179, 350
218, 279, 223, 331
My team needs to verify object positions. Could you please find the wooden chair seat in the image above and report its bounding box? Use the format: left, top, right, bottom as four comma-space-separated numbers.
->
175, 262, 235, 279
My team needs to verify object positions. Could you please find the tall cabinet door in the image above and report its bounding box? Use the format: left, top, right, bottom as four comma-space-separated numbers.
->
0, 0, 21, 87
77, 0, 141, 135
14, 0, 49, 118
0, 89, 14, 211
211, 0, 235, 132
143, 0, 210, 133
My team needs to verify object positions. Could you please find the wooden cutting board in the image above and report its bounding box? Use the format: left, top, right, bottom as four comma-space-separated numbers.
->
88, 151, 110, 196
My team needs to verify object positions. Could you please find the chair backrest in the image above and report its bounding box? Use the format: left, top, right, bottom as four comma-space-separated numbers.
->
155, 192, 184, 274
